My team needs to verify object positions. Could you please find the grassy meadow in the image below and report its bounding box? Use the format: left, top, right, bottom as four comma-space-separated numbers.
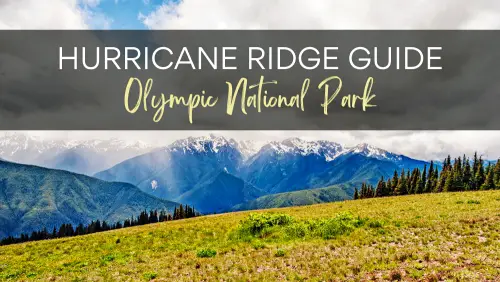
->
0, 190, 499, 281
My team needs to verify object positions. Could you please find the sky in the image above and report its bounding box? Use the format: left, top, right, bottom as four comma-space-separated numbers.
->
2, 0, 500, 30
1, 0, 500, 161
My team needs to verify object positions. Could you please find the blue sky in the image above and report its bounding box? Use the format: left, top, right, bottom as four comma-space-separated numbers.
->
84, 0, 171, 29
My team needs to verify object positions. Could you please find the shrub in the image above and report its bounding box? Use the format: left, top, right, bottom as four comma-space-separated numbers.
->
101, 254, 115, 263
233, 212, 369, 241
196, 248, 217, 258
275, 249, 286, 257
143, 272, 158, 280
368, 220, 383, 229
467, 200, 480, 204
237, 213, 294, 237
252, 241, 266, 250
285, 222, 308, 238
314, 212, 365, 239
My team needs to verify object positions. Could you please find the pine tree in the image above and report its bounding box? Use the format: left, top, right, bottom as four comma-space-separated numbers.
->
375, 177, 387, 197
475, 158, 485, 189
419, 164, 427, 194
443, 169, 454, 192
76, 223, 85, 235
173, 207, 178, 220
385, 178, 392, 196
482, 165, 495, 190
463, 159, 472, 190
473, 152, 479, 177
391, 170, 399, 195
425, 161, 434, 193
494, 159, 500, 186
395, 169, 407, 195
179, 205, 185, 219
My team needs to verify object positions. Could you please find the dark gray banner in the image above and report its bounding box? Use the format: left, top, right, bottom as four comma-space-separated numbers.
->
0, 31, 498, 129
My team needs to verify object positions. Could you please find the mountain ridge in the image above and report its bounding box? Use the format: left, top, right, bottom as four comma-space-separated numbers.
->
95, 135, 430, 213
0, 159, 180, 238
0, 133, 155, 175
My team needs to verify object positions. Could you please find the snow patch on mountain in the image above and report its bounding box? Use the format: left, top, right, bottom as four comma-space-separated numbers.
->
341, 143, 404, 162
256, 138, 411, 163
262, 138, 344, 161
0, 132, 156, 173
237, 140, 266, 160
168, 134, 239, 154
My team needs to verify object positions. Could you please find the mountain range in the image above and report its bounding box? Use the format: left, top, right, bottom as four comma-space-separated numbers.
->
95, 135, 429, 213
0, 133, 154, 175
0, 159, 179, 238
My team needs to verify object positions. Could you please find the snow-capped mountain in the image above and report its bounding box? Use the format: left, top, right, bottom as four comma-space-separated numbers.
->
167, 134, 239, 154
0, 133, 155, 175
95, 135, 251, 213
237, 140, 266, 160
73, 138, 152, 153
343, 143, 397, 160
258, 138, 344, 161
0, 133, 431, 213
0, 132, 71, 163
339, 143, 427, 169
251, 138, 426, 169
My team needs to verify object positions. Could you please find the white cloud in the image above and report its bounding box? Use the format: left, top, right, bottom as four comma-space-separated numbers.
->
2, 1, 500, 162
0, 0, 110, 29
141, 0, 500, 30
9, 130, 500, 162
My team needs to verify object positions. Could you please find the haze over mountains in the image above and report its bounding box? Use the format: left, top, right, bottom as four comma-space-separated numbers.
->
95, 135, 429, 213
0, 132, 154, 175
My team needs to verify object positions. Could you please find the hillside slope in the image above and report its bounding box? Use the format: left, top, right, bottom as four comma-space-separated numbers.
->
175, 171, 264, 214
0, 160, 179, 238
1, 190, 498, 281
231, 184, 354, 211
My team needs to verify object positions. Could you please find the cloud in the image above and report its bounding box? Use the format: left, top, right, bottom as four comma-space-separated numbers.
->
2, 1, 500, 162
140, 0, 500, 30
0, 0, 110, 29
11, 130, 500, 161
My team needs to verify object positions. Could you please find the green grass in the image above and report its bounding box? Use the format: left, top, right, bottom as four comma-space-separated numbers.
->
0, 190, 499, 281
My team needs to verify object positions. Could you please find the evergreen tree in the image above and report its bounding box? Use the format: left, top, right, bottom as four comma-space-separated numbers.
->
419, 164, 427, 194
473, 152, 479, 176
391, 170, 399, 195
463, 159, 472, 190
482, 164, 495, 190
385, 178, 392, 196
375, 177, 387, 197
395, 169, 407, 195
180, 205, 185, 219
425, 161, 434, 193
475, 158, 485, 190
494, 159, 500, 186
443, 169, 454, 192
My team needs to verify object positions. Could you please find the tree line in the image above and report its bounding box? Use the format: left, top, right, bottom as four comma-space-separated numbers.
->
354, 153, 500, 200
0, 204, 199, 246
